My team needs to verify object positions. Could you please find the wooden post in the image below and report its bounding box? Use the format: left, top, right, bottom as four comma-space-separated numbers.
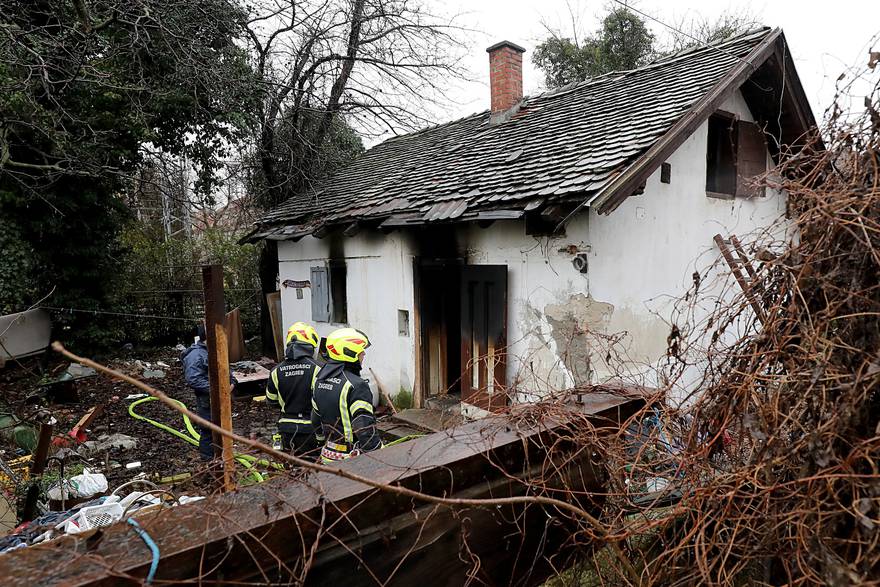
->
30, 419, 54, 476
201, 265, 236, 492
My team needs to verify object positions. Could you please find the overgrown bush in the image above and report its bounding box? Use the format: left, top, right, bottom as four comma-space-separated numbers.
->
113, 223, 261, 346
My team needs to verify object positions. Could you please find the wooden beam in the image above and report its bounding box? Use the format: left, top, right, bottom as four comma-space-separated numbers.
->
714, 235, 766, 325
201, 264, 235, 492
343, 222, 361, 237
30, 419, 53, 476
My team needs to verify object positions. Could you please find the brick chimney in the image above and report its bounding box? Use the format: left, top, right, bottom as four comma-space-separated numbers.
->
487, 40, 525, 119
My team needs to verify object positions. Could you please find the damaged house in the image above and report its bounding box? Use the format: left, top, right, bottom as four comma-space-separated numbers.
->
248, 28, 815, 417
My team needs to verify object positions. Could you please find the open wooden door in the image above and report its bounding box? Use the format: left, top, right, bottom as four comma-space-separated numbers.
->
460, 265, 508, 412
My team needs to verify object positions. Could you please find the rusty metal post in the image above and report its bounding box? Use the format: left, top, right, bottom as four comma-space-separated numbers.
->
201, 264, 235, 492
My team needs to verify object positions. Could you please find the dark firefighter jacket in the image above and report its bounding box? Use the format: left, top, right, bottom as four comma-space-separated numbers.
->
181, 341, 235, 396
265, 342, 320, 426
310, 360, 382, 453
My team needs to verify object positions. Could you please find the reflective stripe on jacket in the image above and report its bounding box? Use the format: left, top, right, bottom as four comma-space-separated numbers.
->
311, 360, 382, 456
266, 342, 320, 426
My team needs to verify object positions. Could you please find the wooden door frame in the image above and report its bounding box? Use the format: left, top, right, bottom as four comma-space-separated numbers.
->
412, 257, 464, 409
412, 257, 424, 409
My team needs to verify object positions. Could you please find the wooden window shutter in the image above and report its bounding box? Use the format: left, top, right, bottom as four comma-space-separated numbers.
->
310, 266, 330, 322
735, 121, 767, 198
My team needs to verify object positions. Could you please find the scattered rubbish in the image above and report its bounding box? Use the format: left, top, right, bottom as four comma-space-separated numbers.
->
57, 501, 124, 534
177, 495, 205, 505
68, 405, 104, 443
66, 364, 97, 378
155, 361, 170, 369
125, 461, 142, 470
174, 343, 186, 352
142, 369, 166, 379
252, 395, 266, 403
0, 309, 51, 364
125, 393, 149, 400
118, 491, 160, 511
47, 469, 108, 501
0, 413, 37, 452
157, 472, 191, 484
646, 476, 670, 492
0, 455, 31, 488
83, 433, 138, 454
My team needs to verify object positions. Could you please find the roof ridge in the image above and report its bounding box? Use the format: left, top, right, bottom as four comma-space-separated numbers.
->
530, 26, 773, 102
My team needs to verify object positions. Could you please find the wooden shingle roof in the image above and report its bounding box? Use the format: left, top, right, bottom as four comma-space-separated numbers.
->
252, 28, 814, 240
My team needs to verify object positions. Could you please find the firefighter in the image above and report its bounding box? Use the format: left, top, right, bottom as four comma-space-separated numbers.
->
265, 322, 322, 456
311, 327, 382, 463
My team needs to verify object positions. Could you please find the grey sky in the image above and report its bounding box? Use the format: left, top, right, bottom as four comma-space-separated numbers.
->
433, 0, 879, 125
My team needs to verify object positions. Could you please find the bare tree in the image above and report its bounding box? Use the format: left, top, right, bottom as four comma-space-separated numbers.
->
663, 10, 761, 54
242, 0, 468, 353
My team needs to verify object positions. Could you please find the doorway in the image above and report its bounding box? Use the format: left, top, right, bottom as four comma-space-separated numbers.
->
414, 262, 508, 412
416, 261, 462, 400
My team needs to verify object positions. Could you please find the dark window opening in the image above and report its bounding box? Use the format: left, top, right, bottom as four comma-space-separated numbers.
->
328, 260, 347, 324
706, 113, 738, 197
525, 212, 565, 237
706, 112, 768, 199
310, 261, 347, 324
660, 162, 672, 184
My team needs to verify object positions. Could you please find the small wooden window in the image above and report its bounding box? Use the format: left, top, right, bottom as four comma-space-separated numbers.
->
660, 162, 671, 184
734, 120, 767, 198
310, 266, 330, 322
706, 111, 767, 199
311, 262, 347, 323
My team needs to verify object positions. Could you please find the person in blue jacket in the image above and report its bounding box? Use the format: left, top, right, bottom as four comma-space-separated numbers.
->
181, 323, 235, 461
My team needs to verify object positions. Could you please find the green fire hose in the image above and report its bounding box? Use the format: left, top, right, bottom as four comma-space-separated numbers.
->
128, 397, 424, 481
127, 396, 271, 483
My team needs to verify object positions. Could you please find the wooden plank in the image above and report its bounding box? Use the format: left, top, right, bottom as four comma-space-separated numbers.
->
266, 291, 283, 361
735, 120, 768, 198
460, 266, 508, 413
224, 308, 245, 363
30, 421, 53, 476
714, 235, 766, 324
69, 405, 103, 442
202, 265, 235, 492
411, 259, 424, 408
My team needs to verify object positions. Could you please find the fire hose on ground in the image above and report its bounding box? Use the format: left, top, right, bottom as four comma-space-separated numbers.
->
128, 396, 424, 482
127, 396, 273, 483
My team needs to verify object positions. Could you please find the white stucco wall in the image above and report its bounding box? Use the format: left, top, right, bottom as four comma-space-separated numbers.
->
587, 91, 787, 392
277, 232, 416, 403
275, 89, 787, 405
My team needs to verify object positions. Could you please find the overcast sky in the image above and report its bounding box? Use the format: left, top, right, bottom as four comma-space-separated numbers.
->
431, 0, 879, 126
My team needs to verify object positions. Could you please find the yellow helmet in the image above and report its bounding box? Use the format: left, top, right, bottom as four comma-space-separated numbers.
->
325, 328, 370, 363
285, 321, 320, 348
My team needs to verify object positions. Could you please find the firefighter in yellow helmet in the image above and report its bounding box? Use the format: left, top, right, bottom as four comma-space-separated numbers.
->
265, 322, 321, 456
310, 327, 382, 462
